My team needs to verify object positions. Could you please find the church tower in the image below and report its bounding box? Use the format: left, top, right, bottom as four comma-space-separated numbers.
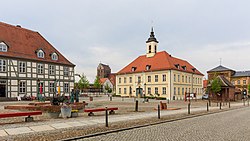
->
146, 27, 159, 58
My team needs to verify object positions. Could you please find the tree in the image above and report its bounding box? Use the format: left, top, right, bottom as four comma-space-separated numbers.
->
104, 83, 112, 93
248, 84, 250, 94
93, 76, 101, 88
78, 73, 89, 90
211, 77, 222, 95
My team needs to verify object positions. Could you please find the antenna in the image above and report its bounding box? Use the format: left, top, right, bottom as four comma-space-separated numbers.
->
219, 58, 222, 65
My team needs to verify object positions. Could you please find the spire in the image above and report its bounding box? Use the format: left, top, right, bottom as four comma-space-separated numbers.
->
146, 27, 158, 43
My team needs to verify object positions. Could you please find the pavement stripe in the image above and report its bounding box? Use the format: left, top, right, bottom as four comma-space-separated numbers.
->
0, 130, 8, 136
5, 127, 34, 135
29, 125, 55, 132
50, 123, 73, 129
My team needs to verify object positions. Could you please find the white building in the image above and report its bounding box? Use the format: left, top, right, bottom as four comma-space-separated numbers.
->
0, 22, 75, 99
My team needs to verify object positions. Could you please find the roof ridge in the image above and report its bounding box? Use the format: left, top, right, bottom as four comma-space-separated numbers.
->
0, 21, 38, 34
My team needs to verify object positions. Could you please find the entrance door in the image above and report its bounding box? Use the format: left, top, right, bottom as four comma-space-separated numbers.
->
0, 82, 6, 97
136, 88, 143, 98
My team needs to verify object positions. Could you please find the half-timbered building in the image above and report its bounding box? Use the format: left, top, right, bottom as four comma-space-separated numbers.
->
0, 22, 75, 99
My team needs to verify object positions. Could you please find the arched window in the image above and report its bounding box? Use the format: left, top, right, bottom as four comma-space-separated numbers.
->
155, 45, 157, 53
0, 42, 7, 52
37, 50, 44, 58
51, 53, 58, 61
149, 45, 151, 53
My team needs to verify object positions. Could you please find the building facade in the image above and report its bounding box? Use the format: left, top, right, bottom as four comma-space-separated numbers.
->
207, 65, 250, 94
97, 63, 111, 78
116, 28, 203, 100
0, 22, 75, 98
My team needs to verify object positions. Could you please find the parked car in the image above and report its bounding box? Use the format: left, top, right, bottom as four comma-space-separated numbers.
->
202, 94, 209, 100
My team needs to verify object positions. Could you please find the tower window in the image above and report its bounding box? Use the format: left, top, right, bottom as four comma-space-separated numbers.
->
149, 45, 151, 53
155, 45, 157, 53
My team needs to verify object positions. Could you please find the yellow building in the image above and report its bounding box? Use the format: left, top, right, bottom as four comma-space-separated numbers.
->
116, 28, 204, 100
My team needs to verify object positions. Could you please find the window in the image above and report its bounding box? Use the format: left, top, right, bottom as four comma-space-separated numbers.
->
148, 76, 151, 82
185, 76, 187, 83
237, 80, 240, 85
37, 50, 44, 58
189, 77, 191, 83
0, 59, 6, 72
148, 87, 151, 94
0, 42, 7, 52
37, 63, 44, 74
129, 86, 132, 94
182, 88, 184, 95
182, 76, 184, 82
119, 88, 121, 94
49, 65, 55, 75
64, 67, 69, 76
131, 67, 136, 72
155, 75, 158, 82
19, 81, 26, 93
154, 45, 157, 53
174, 87, 176, 95
51, 53, 58, 61
149, 45, 151, 53
119, 78, 121, 83
178, 75, 180, 82
129, 77, 132, 83
163, 87, 166, 95
124, 77, 127, 83
49, 82, 55, 93
185, 88, 187, 94
146, 65, 151, 70
38, 82, 44, 93
163, 74, 166, 82
64, 83, 69, 93
174, 74, 176, 82
138, 76, 141, 83
124, 88, 127, 94
231, 81, 235, 85
155, 87, 158, 94
178, 87, 180, 95
19, 61, 26, 73
243, 80, 246, 85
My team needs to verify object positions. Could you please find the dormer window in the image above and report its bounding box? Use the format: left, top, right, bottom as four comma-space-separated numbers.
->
51, 53, 58, 61
146, 65, 151, 70
0, 42, 7, 52
37, 50, 44, 58
182, 66, 186, 70
175, 64, 180, 69
192, 68, 196, 72
132, 67, 137, 72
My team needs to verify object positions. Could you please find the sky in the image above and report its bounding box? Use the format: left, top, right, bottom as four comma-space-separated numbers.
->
1, 0, 250, 82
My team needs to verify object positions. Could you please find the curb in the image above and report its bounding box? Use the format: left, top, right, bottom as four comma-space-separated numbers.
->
61, 105, 247, 141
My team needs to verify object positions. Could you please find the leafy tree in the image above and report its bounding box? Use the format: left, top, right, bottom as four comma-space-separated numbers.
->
248, 84, 250, 94
211, 77, 222, 95
78, 73, 89, 90
93, 76, 101, 88
104, 83, 112, 93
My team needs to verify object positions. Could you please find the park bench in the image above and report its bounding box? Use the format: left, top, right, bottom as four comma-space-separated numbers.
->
84, 107, 118, 116
0, 111, 42, 122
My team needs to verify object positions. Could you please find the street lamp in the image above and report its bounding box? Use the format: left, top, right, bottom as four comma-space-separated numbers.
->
144, 83, 146, 102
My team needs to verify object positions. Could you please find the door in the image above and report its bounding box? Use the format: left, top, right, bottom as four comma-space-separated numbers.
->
136, 88, 143, 98
0, 81, 6, 97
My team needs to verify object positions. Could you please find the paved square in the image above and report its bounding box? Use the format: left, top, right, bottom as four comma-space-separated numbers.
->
65, 121, 87, 127
0, 130, 8, 136
5, 127, 34, 135
29, 125, 55, 132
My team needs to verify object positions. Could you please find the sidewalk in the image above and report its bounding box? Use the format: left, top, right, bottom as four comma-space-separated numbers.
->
0, 102, 245, 137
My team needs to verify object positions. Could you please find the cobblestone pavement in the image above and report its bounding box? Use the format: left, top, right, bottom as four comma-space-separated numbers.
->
82, 107, 250, 141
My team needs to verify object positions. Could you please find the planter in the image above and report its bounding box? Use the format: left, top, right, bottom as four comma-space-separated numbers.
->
61, 105, 72, 118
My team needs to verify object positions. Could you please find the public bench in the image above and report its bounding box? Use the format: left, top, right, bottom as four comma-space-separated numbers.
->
0, 111, 42, 122
84, 107, 118, 116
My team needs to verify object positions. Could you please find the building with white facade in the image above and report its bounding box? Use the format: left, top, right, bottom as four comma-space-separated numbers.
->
0, 22, 75, 99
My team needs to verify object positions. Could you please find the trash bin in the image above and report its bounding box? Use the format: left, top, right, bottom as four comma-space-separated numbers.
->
89, 96, 93, 101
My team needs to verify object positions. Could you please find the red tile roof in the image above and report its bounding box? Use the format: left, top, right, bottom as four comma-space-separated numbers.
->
108, 73, 116, 86
203, 80, 208, 88
117, 51, 203, 76
0, 22, 74, 66
99, 78, 108, 85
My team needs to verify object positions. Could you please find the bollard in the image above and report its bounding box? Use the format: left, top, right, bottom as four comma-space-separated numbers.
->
217, 102, 218, 107
220, 102, 221, 110
188, 103, 190, 114
207, 102, 209, 112
110, 96, 112, 101
229, 101, 230, 108
167, 99, 170, 104
105, 107, 108, 127
244, 99, 245, 106
158, 104, 160, 119
135, 100, 138, 112
209, 99, 211, 106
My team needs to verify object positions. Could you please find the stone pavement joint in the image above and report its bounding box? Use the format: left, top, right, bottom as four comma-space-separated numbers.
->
0, 130, 8, 136
5, 127, 34, 135
29, 125, 55, 132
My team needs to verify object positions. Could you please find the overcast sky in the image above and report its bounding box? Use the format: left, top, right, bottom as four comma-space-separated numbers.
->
1, 0, 250, 82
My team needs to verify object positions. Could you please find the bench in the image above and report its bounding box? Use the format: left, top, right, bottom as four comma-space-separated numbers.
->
0, 111, 42, 122
84, 107, 118, 116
